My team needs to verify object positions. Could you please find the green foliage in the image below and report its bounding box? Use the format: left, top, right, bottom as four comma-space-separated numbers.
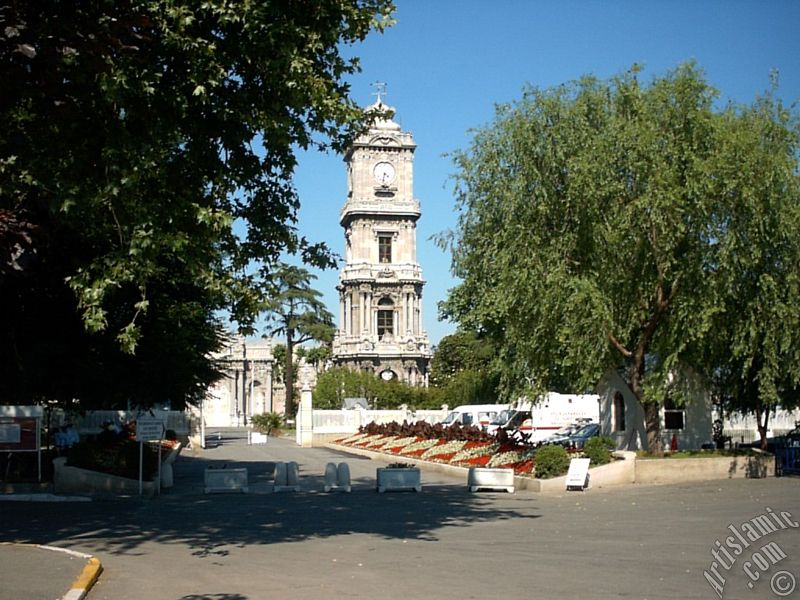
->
0, 0, 394, 408
304, 345, 332, 369
250, 412, 283, 435
261, 263, 335, 417
533, 445, 571, 479
440, 62, 800, 454
313, 366, 435, 410
429, 330, 501, 405
272, 344, 288, 383
696, 84, 800, 448
0, 229, 224, 409
583, 436, 615, 466
437, 369, 498, 407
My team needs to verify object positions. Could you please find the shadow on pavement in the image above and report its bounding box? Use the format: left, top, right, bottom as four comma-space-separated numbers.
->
0, 447, 541, 560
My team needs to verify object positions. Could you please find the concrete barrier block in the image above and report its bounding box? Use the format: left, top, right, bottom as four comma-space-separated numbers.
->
337, 462, 351, 492
274, 462, 299, 492
324, 463, 338, 492
204, 467, 248, 494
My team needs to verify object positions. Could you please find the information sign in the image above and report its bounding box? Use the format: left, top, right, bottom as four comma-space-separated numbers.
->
136, 417, 165, 442
565, 458, 591, 491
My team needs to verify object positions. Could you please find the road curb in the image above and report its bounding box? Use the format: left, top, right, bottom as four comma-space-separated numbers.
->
0, 543, 103, 600
62, 555, 103, 600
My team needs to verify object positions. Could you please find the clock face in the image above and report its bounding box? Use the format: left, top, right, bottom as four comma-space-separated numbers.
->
380, 369, 396, 381
373, 161, 395, 185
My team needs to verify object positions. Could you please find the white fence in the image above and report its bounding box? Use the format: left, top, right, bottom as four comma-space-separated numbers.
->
311, 407, 449, 435
48, 409, 192, 436
722, 407, 800, 442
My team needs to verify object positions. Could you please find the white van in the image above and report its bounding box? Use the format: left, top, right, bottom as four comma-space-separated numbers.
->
440, 404, 510, 430
486, 393, 600, 442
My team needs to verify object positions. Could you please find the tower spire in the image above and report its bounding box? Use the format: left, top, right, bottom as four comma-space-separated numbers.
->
371, 81, 388, 104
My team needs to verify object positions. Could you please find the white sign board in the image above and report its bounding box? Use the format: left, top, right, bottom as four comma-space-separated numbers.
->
0, 423, 21, 444
565, 458, 591, 491
136, 417, 165, 442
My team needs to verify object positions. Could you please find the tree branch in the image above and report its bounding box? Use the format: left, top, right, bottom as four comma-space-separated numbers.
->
608, 332, 632, 358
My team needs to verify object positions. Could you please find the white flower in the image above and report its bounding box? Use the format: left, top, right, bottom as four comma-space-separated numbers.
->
399, 439, 440, 454
421, 440, 467, 459
451, 443, 498, 462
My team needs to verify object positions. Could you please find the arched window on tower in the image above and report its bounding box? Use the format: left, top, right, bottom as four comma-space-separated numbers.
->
377, 297, 394, 339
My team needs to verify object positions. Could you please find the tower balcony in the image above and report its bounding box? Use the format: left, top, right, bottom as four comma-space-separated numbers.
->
339, 262, 425, 284
332, 331, 431, 358
340, 198, 421, 225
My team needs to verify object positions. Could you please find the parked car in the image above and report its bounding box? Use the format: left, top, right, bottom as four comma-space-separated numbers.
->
560, 422, 601, 450
540, 419, 593, 446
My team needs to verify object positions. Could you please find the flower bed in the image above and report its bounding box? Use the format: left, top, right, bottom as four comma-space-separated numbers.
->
334, 425, 540, 476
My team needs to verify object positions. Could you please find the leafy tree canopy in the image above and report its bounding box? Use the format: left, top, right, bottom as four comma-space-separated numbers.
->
441, 63, 800, 453
0, 0, 394, 408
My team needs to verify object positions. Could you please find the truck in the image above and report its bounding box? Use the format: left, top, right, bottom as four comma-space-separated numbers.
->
486, 393, 600, 443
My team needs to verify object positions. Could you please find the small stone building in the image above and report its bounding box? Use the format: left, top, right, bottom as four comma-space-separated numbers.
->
598, 369, 713, 450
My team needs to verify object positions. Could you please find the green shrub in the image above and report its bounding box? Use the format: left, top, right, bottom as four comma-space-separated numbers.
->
534, 444, 570, 479
250, 412, 283, 434
583, 436, 615, 465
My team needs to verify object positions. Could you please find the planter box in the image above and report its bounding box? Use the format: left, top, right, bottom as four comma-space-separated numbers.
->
468, 467, 515, 493
376, 467, 421, 493
53, 457, 155, 497
204, 467, 248, 494
248, 431, 268, 445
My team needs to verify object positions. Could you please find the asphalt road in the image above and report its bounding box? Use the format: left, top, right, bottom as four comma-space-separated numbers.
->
1, 431, 798, 600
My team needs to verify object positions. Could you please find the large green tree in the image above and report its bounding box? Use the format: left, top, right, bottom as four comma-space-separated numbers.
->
0, 1, 393, 408
699, 88, 800, 448
262, 263, 335, 417
441, 63, 800, 454
428, 330, 500, 405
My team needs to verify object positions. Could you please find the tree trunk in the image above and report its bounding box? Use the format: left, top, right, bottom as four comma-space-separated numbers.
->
755, 398, 770, 451
629, 340, 663, 455
644, 401, 664, 455
284, 334, 295, 419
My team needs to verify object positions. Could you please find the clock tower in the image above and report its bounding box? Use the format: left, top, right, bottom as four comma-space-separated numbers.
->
331, 95, 431, 385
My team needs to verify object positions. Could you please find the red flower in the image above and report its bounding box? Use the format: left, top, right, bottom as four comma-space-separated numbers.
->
463, 441, 490, 450
404, 448, 429, 458
432, 452, 456, 462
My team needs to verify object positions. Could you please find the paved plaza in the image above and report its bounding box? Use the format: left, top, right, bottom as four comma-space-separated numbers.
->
1, 430, 798, 599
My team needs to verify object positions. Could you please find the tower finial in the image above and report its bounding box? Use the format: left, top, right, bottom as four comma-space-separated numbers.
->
371, 81, 388, 104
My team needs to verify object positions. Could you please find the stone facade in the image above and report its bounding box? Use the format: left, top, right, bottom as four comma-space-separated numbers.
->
203, 338, 277, 427
331, 97, 431, 385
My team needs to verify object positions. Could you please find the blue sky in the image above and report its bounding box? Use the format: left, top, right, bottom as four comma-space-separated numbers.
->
289, 0, 800, 347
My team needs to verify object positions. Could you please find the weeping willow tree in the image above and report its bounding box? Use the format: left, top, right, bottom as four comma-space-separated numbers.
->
441, 63, 800, 454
